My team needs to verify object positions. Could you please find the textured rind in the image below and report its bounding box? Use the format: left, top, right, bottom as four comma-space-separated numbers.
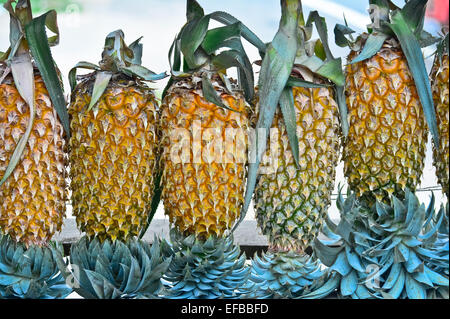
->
0, 66, 67, 247
254, 86, 341, 251
344, 44, 427, 205
159, 73, 251, 238
431, 54, 449, 199
69, 74, 158, 242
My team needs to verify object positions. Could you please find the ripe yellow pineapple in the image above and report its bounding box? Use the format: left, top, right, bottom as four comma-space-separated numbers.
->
0, 64, 67, 247
68, 30, 164, 242
160, 73, 251, 238
255, 84, 341, 251
0, 0, 69, 248
157, 0, 261, 240
431, 45, 449, 199
0, 0, 73, 299
333, 0, 439, 206
343, 39, 427, 204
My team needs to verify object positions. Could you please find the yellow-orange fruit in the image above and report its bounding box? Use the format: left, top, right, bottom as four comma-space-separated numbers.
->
343, 40, 427, 205
69, 75, 158, 242
0, 65, 67, 247
159, 73, 251, 239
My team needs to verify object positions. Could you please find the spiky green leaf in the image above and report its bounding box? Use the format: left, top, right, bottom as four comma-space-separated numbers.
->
25, 10, 70, 138
279, 87, 299, 166
238, 0, 301, 230
351, 33, 389, 64
87, 71, 112, 111
209, 11, 266, 55
388, 10, 439, 146
201, 73, 235, 111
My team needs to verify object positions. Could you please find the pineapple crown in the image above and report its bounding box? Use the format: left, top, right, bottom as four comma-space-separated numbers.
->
68, 30, 167, 112
314, 188, 449, 299
163, 0, 265, 106
55, 236, 171, 299
0, 0, 69, 188
333, 0, 440, 148
246, 250, 339, 299
0, 0, 59, 63
161, 229, 249, 299
0, 235, 72, 299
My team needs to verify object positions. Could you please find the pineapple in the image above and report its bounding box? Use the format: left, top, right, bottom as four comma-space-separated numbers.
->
158, 0, 261, 298
245, 5, 345, 298
159, 0, 258, 239
344, 39, 427, 205
0, 65, 67, 247
0, 0, 71, 299
59, 30, 172, 299
431, 33, 449, 199
0, 0, 68, 248
160, 73, 251, 238
334, 1, 438, 205
68, 30, 164, 242
255, 84, 341, 251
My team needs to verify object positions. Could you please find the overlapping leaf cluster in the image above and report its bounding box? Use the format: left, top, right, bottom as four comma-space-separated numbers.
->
0, 235, 71, 299
163, 0, 265, 105
55, 237, 171, 299
243, 251, 339, 299
160, 229, 249, 299
315, 189, 449, 299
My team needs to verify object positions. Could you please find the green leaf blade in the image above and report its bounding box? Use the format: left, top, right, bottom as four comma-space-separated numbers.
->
201, 22, 242, 55
87, 71, 112, 111
388, 11, 439, 146
279, 87, 300, 166
209, 11, 266, 55
120, 65, 167, 82
350, 33, 388, 64
201, 74, 235, 111
25, 10, 70, 138
180, 15, 211, 70
237, 0, 301, 231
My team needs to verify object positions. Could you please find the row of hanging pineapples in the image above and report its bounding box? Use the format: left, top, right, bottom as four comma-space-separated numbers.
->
0, 0, 448, 299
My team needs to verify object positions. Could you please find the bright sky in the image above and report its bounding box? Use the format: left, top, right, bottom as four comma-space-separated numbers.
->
0, 0, 446, 222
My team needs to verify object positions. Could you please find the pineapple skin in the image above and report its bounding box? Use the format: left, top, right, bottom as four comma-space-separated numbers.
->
159, 74, 251, 239
431, 54, 449, 199
69, 75, 158, 242
0, 68, 67, 247
254, 86, 341, 251
343, 43, 427, 205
